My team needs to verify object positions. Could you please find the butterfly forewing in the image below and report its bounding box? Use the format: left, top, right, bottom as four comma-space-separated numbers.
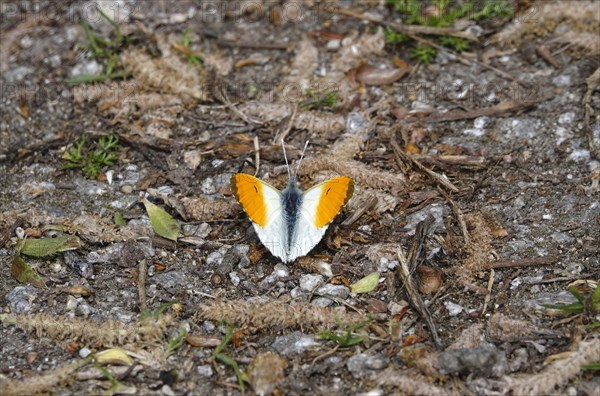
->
230, 174, 289, 261
301, 176, 354, 228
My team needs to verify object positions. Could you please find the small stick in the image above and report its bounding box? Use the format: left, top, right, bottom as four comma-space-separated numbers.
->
424, 99, 547, 123
481, 269, 495, 316
253, 136, 260, 177
333, 7, 478, 41
438, 188, 470, 245
214, 87, 263, 125
341, 195, 378, 226
536, 45, 562, 69
272, 103, 298, 145
217, 39, 291, 50
491, 255, 557, 269
0, 217, 24, 248
391, 139, 459, 192
396, 216, 442, 348
138, 258, 147, 313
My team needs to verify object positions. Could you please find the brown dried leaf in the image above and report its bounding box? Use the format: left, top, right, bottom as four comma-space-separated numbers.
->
185, 334, 222, 348
354, 64, 409, 86
377, 368, 451, 396
281, 36, 318, 92
417, 266, 442, 295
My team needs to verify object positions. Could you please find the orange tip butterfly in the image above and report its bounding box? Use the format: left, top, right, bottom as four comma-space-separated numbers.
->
230, 141, 354, 263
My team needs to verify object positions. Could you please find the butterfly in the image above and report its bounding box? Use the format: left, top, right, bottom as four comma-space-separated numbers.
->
230, 142, 354, 263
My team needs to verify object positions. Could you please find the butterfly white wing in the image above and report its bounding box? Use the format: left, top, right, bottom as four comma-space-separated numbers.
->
230, 174, 288, 262
290, 176, 355, 263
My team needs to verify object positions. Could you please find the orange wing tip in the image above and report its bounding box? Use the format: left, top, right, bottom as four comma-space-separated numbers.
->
314, 177, 354, 228
230, 173, 268, 227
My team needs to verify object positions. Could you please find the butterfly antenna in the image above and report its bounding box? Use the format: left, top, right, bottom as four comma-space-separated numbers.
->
294, 140, 310, 179
281, 139, 292, 182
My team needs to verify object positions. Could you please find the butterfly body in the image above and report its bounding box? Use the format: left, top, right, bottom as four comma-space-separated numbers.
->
230, 174, 354, 263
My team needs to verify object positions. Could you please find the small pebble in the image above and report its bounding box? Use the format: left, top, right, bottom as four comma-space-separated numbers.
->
444, 301, 464, 316
317, 284, 350, 299
439, 346, 508, 377
79, 347, 92, 358
197, 365, 213, 377
161, 384, 176, 396
347, 354, 389, 379
272, 332, 316, 356
299, 274, 324, 292
6, 286, 40, 313
66, 295, 78, 311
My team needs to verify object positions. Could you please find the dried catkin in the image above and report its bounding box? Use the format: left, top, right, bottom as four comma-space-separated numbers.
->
2, 313, 174, 347
505, 337, 600, 395
196, 298, 364, 330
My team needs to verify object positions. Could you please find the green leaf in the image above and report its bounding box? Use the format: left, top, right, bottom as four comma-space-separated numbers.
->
569, 287, 586, 304
582, 363, 600, 371
350, 272, 380, 294
19, 236, 82, 257
142, 198, 180, 241
11, 255, 46, 288
591, 285, 600, 311
583, 321, 600, 330
114, 211, 126, 226
542, 302, 584, 314
141, 301, 175, 321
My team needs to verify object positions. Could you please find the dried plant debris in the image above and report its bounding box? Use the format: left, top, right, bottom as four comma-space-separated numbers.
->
73, 81, 183, 120
486, 313, 562, 342
0, 312, 175, 347
302, 157, 406, 193
377, 368, 451, 396
502, 337, 600, 395
452, 212, 496, 282
0, 358, 89, 396
181, 195, 240, 222
121, 47, 207, 101
196, 298, 365, 330
493, 0, 600, 56
66, 214, 142, 243
239, 102, 346, 137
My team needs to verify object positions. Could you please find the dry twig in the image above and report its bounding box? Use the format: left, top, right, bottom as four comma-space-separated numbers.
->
491, 254, 557, 269
425, 99, 547, 123
138, 258, 147, 313
391, 139, 458, 192
396, 216, 442, 348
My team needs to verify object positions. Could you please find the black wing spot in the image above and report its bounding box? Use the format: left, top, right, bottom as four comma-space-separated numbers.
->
253, 185, 258, 193
326, 187, 331, 195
